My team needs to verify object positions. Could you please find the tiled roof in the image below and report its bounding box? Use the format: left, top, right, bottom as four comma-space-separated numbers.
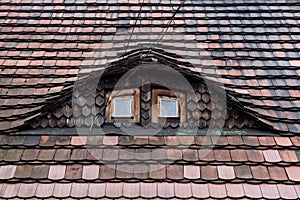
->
1, 0, 300, 199
0, 135, 299, 199
0, 0, 300, 133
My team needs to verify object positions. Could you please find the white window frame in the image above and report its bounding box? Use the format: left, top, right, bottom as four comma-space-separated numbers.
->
112, 96, 132, 117
159, 97, 179, 118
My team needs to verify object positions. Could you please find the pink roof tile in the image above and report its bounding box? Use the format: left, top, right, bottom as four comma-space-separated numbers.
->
123, 183, 140, 198
88, 183, 106, 198
0, 184, 20, 198
140, 183, 157, 198
71, 183, 88, 198
263, 150, 282, 162
106, 182, 123, 198
209, 184, 227, 198
70, 136, 87, 146
35, 183, 54, 198
243, 184, 262, 199
174, 183, 192, 198
18, 183, 38, 198
48, 165, 66, 180
0, 165, 16, 179
103, 136, 119, 145
191, 183, 209, 198
217, 166, 235, 180
158, 182, 174, 198
274, 137, 293, 146
225, 184, 244, 198
82, 165, 99, 180
183, 165, 200, 179
277, 184, 298, 199
260, 184, 280, 199
52, 183, 72, 198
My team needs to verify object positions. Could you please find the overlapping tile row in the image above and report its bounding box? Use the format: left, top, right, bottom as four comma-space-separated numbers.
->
0, 0, 300, 133
0, 135, 299, 184
1, 182, 300, 199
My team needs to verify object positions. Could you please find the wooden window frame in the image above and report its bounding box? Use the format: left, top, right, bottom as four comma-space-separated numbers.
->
152, 88, 186, 123
106, 88, 140, 123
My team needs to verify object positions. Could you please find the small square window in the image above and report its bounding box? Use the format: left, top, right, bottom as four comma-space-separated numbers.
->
112, 97, 132, 117
159, 98, 179, 118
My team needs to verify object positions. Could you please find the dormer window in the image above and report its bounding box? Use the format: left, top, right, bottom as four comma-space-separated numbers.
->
106, 88, 140, 123
159, 97, 179, 118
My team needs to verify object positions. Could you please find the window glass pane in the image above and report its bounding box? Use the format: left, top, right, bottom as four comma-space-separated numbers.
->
160, 98, 178, 117
113, 98, 131, 117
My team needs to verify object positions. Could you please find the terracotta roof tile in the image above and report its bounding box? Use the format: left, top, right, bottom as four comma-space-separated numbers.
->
251, 166, 270, 180
201, 166, 218, 180
258, 137, 276, 146
268, 166, 288, 181
279, 150, 299, 162
149, 164, 166, 180
214, 149, 231, 161
70, 136, 87, 146
286, 166, 300, 181
230, 149, 248, 162
99, 164, 115, 180
246, 150, 264, 163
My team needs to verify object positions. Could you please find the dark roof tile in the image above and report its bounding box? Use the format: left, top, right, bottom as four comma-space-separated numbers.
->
99, 164, 115, 180
246, 150, 264, 163
65, 164, 83, 180
230, 149, 248, 162
251, 166, 270, 180
4, 149, 23, 162
214, 150, 231, 162
31, 165, 49, 180
235, 165, 253, 179
39, 136, 56, 147
149, 164, 166, 180
14, 165, 33, 179
167, 165, 183, 180
201, 166, 218, 180
38, 149, 55, 161
21, 149, 39, 161
54, 149, 71, 161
